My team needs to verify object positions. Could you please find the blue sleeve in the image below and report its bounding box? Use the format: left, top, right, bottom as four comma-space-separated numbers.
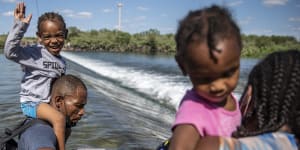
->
219, 133, 298, 150
18, 123, 57, 150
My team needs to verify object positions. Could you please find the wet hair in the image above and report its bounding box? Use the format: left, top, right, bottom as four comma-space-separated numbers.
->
37, 12, 66, 32
233, 50, 300, 142
51, 74, 87, 97
175, 5, 242, 63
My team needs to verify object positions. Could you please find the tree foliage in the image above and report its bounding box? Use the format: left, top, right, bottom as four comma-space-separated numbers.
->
1, 28, 299, 58
241, 34, 300, 57
0, 35, 7, 51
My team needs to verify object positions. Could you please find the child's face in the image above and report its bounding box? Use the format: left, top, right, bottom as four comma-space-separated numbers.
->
37, 20, 66, 56
179, 38, 241, 104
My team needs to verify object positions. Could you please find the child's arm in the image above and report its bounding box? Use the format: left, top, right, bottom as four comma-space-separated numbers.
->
195, 136, 223, 150
4, 2, 32, 61
169, 124, 200, 150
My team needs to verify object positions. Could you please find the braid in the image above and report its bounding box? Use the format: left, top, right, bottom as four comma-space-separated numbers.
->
265, 55, 285, 128
37, 12, 66, 32
233, 49, 300, 138
287, 52, 300, 140
175, 5, 241, 63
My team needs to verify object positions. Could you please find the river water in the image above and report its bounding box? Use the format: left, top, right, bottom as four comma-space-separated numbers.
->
0, 51, 258, 150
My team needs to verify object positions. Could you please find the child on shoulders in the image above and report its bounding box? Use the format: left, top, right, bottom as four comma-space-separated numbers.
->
4, 2, 68, 150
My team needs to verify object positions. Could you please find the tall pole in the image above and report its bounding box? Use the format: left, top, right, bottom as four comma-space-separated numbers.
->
117, 3, 123, 31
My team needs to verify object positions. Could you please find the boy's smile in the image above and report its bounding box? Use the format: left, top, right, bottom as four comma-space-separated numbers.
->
37, 20, 66, 56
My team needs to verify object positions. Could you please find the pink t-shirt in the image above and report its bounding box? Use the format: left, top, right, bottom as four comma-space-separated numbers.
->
172, 89, 241, 137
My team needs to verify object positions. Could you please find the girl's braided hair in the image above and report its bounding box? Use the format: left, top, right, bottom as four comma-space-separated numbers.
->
233, 50, 300, 142
37, 12, 66, 32
175, 5, 242, 63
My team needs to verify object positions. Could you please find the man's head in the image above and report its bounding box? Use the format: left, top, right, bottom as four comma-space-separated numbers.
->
50, 74, 87, 127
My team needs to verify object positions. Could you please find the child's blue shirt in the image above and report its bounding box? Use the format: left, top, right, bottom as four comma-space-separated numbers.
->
220, 132, 298, 150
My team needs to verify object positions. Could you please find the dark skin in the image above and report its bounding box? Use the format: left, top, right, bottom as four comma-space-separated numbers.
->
14, 3, 69, 150
24, 84, 87, 150
194, 85, 299, 150
49, 86, 87, 137
50, 87, 87, 127
176, 38, 240, 108
171, 37, 241, 150
15, 2, 67, 56
194, 86, 253, 150
14, 2, 32, 24
36, 86, 87, 150
36, 20, 67, 56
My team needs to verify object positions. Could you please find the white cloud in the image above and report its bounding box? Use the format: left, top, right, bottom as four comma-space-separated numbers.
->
2, 11, 13, 16
60, 9, 92, 19
292, 27, 300, 31
289, 25, 300, 31
103, 9, 113, 13
135, 16, 146, 21
263, 0, 288, 6
289, 17, 300, 22
61, 9, 74, 18
160, 13, 168, 17
77, 12, 92, 18
239, 16, 253, 25
137, 6, 149, 11
61, 9, 74, 14
227, 0, 243, 7
2, 0, 17, 3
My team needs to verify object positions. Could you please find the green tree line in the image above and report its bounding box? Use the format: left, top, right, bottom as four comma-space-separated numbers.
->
1, 27, 300, 57
0, 35, 6, 53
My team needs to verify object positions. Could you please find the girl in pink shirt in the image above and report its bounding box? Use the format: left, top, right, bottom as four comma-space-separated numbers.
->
169, 5, 242, 150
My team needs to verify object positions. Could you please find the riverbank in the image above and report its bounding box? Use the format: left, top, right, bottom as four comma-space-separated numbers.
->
1, 29, 300, 58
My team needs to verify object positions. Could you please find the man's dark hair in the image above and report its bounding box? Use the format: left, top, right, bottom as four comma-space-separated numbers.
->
51, 74, 87, 97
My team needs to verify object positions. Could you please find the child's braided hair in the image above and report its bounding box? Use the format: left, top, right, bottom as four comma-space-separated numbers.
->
37, 12, 66, 32
233, 50, 300, 143
175, 5, 242, 63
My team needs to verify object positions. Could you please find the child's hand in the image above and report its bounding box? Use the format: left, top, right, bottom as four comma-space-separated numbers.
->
14, 2, 32, 24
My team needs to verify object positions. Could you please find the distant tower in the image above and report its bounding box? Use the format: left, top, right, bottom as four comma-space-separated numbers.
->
117, 3, 123, 31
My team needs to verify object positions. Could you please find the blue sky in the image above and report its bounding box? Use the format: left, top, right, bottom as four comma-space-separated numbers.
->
1, 0, 300, 40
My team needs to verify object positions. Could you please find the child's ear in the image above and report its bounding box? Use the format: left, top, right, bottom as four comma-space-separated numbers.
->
175, 55, 187, 76
36, 32, 42, 43
64, 29, 68, 39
